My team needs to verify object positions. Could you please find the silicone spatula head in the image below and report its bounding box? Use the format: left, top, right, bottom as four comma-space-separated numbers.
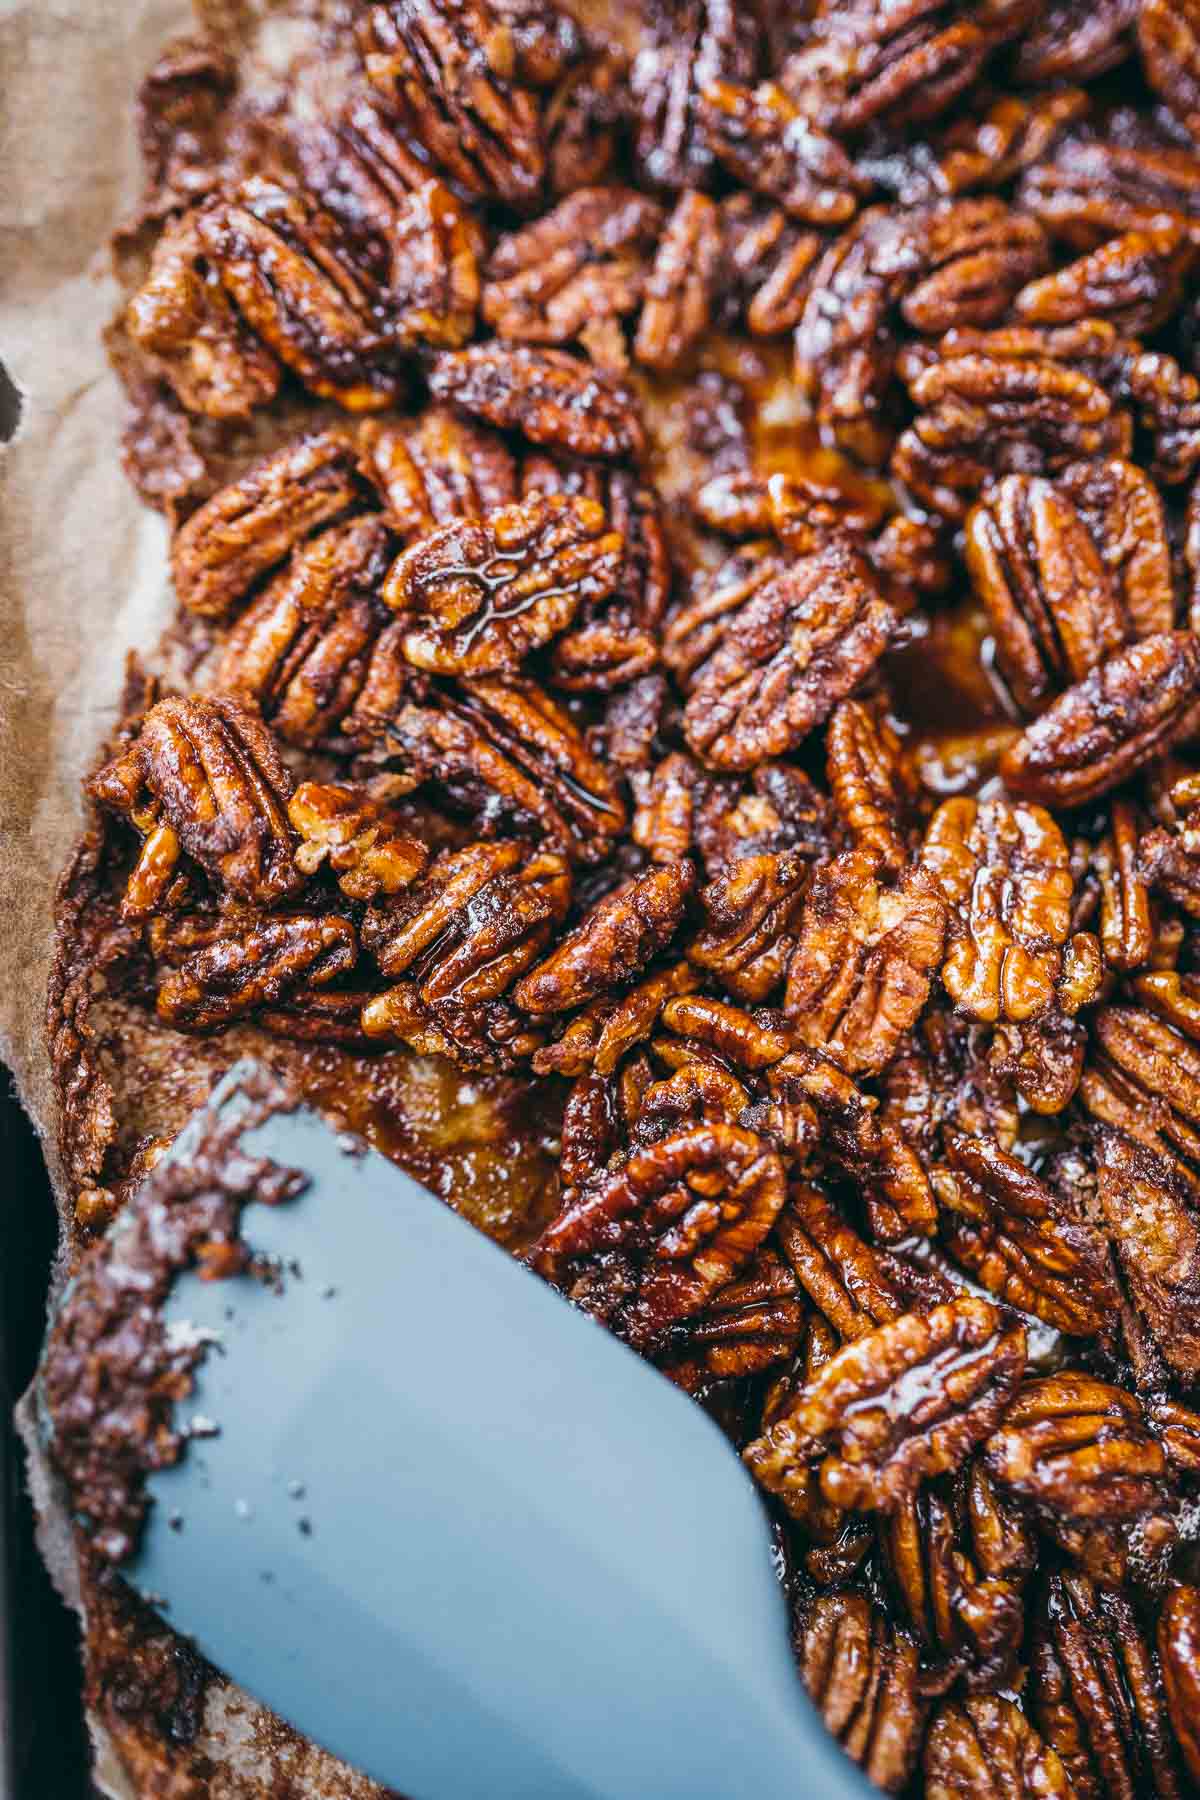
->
51, 1061, 871, 1800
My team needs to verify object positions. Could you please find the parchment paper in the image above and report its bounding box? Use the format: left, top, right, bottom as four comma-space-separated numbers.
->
2, 8, 396, 1795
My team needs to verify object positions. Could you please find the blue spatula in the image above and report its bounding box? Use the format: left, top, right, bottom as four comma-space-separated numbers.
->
52, 1061, 870, 1800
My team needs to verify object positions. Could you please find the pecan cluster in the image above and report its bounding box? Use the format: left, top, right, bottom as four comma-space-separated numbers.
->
91, 1, 1200, 1789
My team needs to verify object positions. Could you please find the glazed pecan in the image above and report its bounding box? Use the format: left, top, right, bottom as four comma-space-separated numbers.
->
881, 1007, 1021, 1170
682, 543, 896, 772
903, 87, 1090, 201
429, 344, 646, 459
774, 1182, 906, 1343
216, 516, 396, 747
794, 207, 926, 463
1014, 0, 1136, 81
1141, 763, 1200, 917
1033, 1570, 1185, 1800
170, 429, 364, 619
1081, 1001, 1200, 1183
134, 34, 236, 215
924, 1697, 1075, 1800
632, 190, 723, 373
1000, 632, 1200, 807
544, 48, 628, 195
359, 406, 518, 540
156, 912, 358, 1032
663, 542, 789, 688
383, 676, 626, 863
528, 1118, 787, 1351
798, 1591, 927, 1794
654, 992, 793, 1074
90, 695, 303, 913
482, 186, 664, 349
686, 851, 811, 1004
358, 0, 555, 205
784, 846, 947, 1079
826, 698, 920, 875
934, 1134, 1117, 1335
745, 1296, 1026, 1513
697, 79, 864, 225
1159, 1586, 1200, 1786
531, 960, 700, 1077
632, 751, 831, 879
1139, 0, 1200, 139
125, 212, 281, 421
1019, 133, 1200, 247
360, 840, 570, 1067
964, 461, 1173, 714
1092, 1128, 1200, 1379
920, 795, 1081, 1025
380, 491, 622, 676
719, 196, 824, 337
1014, 224, 1194, 336
1092, 800, 1153, 972
512, 861, 694, 1015
520, 460, 670, 691
900, 199, 1050, 336
629, 0, 757, 192
882, 1478, 1027, 1690
656, 1246, 806, 1392
288, 782, 428, 902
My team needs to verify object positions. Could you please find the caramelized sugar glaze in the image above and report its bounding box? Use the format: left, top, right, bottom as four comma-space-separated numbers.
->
44, 0, 1200, 1792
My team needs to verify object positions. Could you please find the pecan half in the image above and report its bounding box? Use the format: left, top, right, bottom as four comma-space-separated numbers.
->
361, 840, 570, 1068
826, 697, 920, 875
531, 960, 701, 1077
482, 185, 663, 348
1159, 1586, 1200, 1786
1019, 133, 1200, 247
632, 190, 723, 373
744, 1295, 1026, 1512
90, 695, 303, 912
798, 1591, 927, 1794
1000, 631, 1200, 807
774, 1182, 906, 1344
901, 199, 1050, 336
1014, 223, 1194, 336
1015, 0, 1136, 81
663, 542, 789, 689
512, 861, 694, 1015
170, 429, 364, 619
656, 1246, 806, 1392
380, 491, 622, 675
719, 195, 824, 337
156, 913, 358, 1032
429, 344, 646, 459
785, 847, 947, 1079
529, 1118, 787, 1351
288, 782, 429, 902
924, 1697, 1075, 1800
359, 406, 518, 539
686, 850, 812, 1004
912, 87, 1091, 201
1092, 1128, 1200, 1379
1139, 0, 1200, 140
682, 543, 895, 772
629, 0, 757, 193
698, 79, 865, 225
544, 48, 627, 196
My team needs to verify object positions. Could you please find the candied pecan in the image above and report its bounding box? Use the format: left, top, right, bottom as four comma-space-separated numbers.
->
156, 913, 357, 1032
882, 1479, 1027, 1690
358, 0, 552, 205
216, 516, 396, 747
512, 861, 694, 1015
360, 406, 518, 540
1092, 1128, 1200, 1379
1014, 223, 1194, 336
529, 1118, 787, 1351
653, 992, 792, 1074
663, 542, 789, 688
1000, 631, 1200, 807
482, 186, 664, 348
192, 178, 415, 410
90, 695, 303, 912
170, 428, 364, 619
892, 339, 1127, 523
126, 212, 281, 421
921, 795, 1079, 1025
1015, 0, 1136, 80
657, 1246, 806, 1392
827, 697, 920, 875
698, 79, 864, 225
384, 676, 626, 863
692, 467, 887, 549
1033, 1570, 1185, 1800
881, 1007, 1020, 1171
429, 344, 646, 459
134, 34, 235, 214
544, 48, 627, 195
531, 960, 701, 1077
1019, 134, 1200, 248
1159, 1586, 1200, 1786
784, 846, 947, 1079
908, 87, 1091, 201
696, 763, 832, 876
380, 491, 622, 676
745, 1295, 1026, 1512
361, 840, 570, 1067
719, 196, 824, 337
1081, 1000, 1200, 1181
632, 190, 723, 374
629, 0, 757, 193
798, 1591, 927, 1793
288, 782, 428, 902
1092, 800, 1153, 972
774, 1182, 906, 1343
934, 1133, 1117, 1334
1139, 0, 1200, 139
682, 543, 895, 772
686, 851, 811, 1003
520, 461, 670, 691
924, 1697, 1075, 1800
794, 207, 926, 463
901, 199, 1050, 336
964, 462, 1173, 715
